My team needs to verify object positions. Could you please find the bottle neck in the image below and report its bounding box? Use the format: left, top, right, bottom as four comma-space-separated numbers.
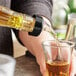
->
28, 15, 43, 36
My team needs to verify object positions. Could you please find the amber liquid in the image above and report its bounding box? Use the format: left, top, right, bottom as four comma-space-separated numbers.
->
46, 61, 70, 76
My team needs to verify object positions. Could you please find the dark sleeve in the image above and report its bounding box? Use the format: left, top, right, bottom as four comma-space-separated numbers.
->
11, 0, 53, 20
11, 0, 53, 45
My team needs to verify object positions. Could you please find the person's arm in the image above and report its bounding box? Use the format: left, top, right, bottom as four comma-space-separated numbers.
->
11, 0, 53, 75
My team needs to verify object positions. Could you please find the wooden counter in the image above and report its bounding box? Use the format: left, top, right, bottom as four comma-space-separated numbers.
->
15, 55, 42, 76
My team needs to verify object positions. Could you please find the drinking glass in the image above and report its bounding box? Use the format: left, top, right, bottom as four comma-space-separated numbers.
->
42, 40, 74, 76
0, 54, 16, 76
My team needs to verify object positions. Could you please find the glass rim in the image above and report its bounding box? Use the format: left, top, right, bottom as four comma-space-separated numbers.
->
42, 40, 75, 48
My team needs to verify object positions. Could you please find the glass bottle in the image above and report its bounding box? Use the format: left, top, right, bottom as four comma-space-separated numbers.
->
0, 5, 57, 38
0, 5, 43, 36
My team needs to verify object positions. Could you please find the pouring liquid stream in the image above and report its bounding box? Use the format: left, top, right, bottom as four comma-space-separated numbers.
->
43, 20, 62, 61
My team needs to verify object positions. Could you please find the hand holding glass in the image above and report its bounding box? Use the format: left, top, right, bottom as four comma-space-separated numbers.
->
42, 40, 74, 76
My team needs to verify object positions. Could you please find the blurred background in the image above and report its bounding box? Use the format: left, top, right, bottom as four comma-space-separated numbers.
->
52, 0, 69, 39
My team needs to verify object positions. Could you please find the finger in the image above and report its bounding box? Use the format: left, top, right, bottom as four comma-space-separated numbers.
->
36, 54, 46, 75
